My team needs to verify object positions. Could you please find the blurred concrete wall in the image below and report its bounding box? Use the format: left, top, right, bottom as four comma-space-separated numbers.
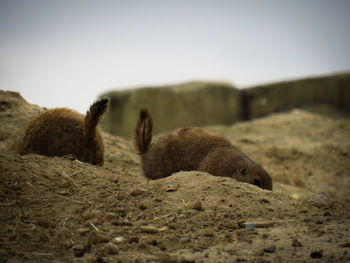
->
100, 73, 350, 138
101, 82, 241, 138
243, 73, 350, 119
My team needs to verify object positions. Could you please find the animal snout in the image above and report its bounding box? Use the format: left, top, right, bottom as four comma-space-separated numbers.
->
253, 175, 273, 190
253, 178, 261, 188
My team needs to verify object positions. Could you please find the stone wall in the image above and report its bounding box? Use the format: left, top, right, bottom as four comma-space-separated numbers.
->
100, 73, 350, 138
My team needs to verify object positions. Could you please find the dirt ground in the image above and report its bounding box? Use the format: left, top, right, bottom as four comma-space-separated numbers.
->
0, 90, 349, 263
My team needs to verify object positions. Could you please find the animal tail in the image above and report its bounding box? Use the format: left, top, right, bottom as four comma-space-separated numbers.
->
84, 98, 109, 141
135, 108, 153, 154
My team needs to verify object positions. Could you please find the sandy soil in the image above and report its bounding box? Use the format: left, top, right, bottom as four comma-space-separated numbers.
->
0, 90, 349, 263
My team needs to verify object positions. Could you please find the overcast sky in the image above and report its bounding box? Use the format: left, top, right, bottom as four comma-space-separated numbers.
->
1, 0, 350, 113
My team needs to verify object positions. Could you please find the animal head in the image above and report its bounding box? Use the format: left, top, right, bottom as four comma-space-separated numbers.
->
234, 163, 273, 190
198, 147, 273, 190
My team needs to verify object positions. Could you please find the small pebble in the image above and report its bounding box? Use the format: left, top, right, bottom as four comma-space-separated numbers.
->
259, 198, 270, 204
342, 241, 350, 247
263, 245, 276, 253
130, 188, 146, 196
72, 244, 85, 257
104, 242, 119, 255
112, 236, 124, 243
72, 244, 90, 257
190, 201, 204, 211
310, 250, 323, 258
245, 223, 255, 231
313, 193, 330, 207
165, 186, 177, 192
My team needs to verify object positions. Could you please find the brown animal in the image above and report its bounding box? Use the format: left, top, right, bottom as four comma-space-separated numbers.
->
135, 108, 272, 190
11, 99, 109, 165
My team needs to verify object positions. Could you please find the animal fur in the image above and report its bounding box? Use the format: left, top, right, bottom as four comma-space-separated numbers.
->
135, 108, 272, 190
11, 98, 109, 165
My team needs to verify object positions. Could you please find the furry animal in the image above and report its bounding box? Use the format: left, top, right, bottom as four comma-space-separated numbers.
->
11, 99, 109, 165
135, 108, 272, 190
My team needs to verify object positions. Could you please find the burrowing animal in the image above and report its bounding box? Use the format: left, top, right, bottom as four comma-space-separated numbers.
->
135, 108, 272, 190
11, 98, 109, 165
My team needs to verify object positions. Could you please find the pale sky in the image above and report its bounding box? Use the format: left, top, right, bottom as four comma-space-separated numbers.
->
1, 0, 350, 113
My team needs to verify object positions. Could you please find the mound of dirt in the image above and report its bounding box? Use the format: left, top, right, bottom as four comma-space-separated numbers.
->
0, 90, 349, 263
0, 91, 43, 145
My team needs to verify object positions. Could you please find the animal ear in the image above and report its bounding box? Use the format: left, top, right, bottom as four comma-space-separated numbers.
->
241, 167, 247, 176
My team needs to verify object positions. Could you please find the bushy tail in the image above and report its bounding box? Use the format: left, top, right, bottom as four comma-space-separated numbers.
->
84, 98, 109, 141
135, 108, 153, 154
